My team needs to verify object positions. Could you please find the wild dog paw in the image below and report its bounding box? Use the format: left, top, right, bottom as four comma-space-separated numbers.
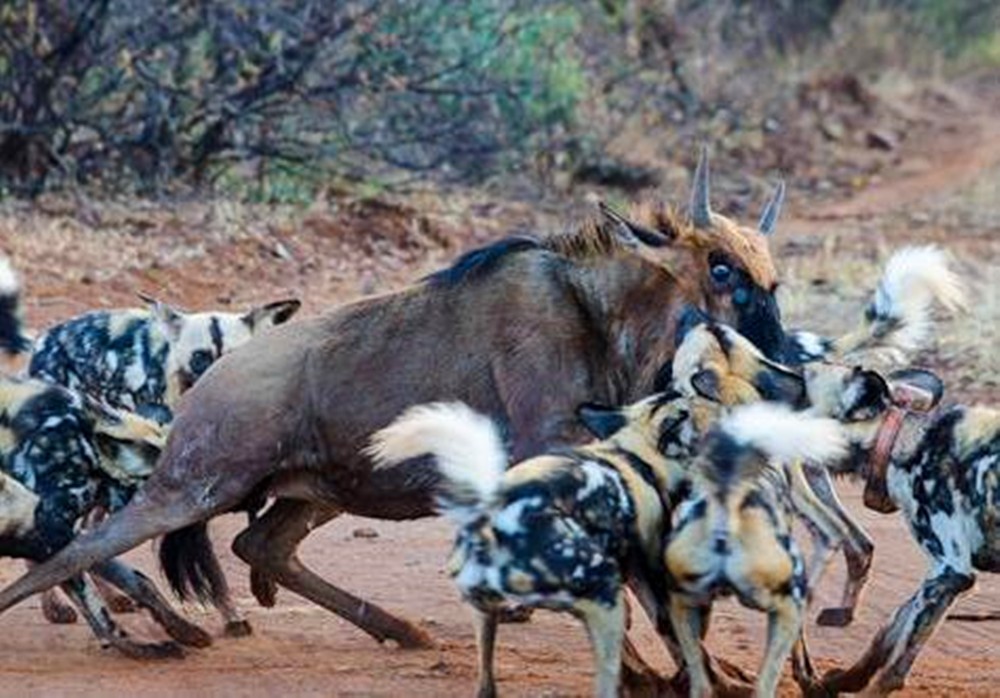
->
817, 606, 854, 627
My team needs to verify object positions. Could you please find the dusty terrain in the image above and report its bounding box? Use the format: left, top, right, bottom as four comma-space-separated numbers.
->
0, 83, 998, 697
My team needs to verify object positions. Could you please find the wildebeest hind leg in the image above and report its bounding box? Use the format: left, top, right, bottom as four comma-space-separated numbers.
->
232, 498, 434, 649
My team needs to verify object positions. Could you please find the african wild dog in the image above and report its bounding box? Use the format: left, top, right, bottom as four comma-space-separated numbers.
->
366, 392, 715, 698
671, 245, 967, 629
0, 150, 797, 660
0, 256, 30, 355
664, 403, 847, 698
26, 292, 300, 632
0, 374, 213, 658
788, 361, 998, 696
29, 293, 301, 423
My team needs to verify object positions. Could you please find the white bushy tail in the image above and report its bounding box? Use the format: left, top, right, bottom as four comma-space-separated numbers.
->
366, 402, 508, 524
835, 246, 967, 359
719, 402, 847, 466
0, 256, 30, 355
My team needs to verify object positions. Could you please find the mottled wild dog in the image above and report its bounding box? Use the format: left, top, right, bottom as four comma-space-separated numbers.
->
665, 403, 847, 698
367, 392, 713, 698
0, 150, 791, 654
27, 290, 299, 633
672, 245, 967, 628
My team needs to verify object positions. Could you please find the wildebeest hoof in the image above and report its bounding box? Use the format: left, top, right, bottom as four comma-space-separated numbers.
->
817, 606, 854, 627
162, 619, 213, 648
42, 600, 78, 625
387, 622, 435, 650
496, 606, 533, 623
108, 637, 185, 660
250, 569, 278, 607
224, 620, 253, 638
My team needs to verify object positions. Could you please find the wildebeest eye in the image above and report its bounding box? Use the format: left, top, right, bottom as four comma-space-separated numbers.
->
710, 263, 732, 284
188, 349, 214, 379
732, 286, 751, 306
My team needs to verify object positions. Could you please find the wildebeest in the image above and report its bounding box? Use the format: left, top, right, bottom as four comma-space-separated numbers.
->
665, 403, 847, 698
367, 392, 713, 698
0, 151, 791, 657
26, 292, 300, 632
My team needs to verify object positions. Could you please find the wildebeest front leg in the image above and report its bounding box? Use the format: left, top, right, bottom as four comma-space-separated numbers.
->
91, 559, 213, 648
232, 498, 434, 648
821, 568, 974, 695
802, 464, 875, 627
60, 575, 184, 660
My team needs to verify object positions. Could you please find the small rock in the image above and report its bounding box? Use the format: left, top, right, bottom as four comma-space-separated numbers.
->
352, 526, 379, 539
819, 118, 846, 142
866, 129, 897, 151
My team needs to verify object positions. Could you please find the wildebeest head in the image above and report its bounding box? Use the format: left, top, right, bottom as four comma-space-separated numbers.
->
599, 148, 787, 361
141, 294, 301, 395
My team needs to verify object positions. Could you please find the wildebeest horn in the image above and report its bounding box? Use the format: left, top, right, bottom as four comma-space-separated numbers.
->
690, 146, 713, 228
597, 201, 670, 248
758, 180, 785, 236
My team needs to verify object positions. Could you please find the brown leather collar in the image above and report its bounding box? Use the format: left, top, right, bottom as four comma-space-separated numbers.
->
862, 405, 907, 514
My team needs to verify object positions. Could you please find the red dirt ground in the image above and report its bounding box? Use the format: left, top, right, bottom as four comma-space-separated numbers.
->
0, 85, 999, 697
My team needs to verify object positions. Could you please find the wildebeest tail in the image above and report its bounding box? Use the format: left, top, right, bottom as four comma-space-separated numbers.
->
367, 402, 508, 525
159, 522, 230, 604
834, 245, 967, 359
0, 256, 30, 355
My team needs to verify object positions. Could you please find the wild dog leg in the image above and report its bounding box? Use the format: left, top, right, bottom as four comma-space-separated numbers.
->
91, 559, 213, 648
473, 610, 499, 698
577, 594, 626, 698
821, 567, 974, 695
60, 575, 184, 660
802, 464, 875, 627
30, 560, 78, 624
757, 595, 805, 697
667, 595, 712, 698
231, 498, 434, 649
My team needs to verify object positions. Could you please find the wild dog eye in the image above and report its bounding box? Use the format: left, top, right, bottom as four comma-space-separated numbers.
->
188, 350, 214, 378
732, 286, 750, 306
710, 263, 732, 284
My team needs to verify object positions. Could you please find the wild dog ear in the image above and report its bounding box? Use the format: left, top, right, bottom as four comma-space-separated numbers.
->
887, 368, 944, 412
843, 368, 891, 421
690, 369, 723, 403
142, 295, 185, 340
597, 201, 672, 248
753, 360, 806, 407
243, 298, 301, 329
577, 402, 627, 439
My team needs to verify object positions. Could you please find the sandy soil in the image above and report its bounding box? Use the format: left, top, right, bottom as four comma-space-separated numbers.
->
0, 86, 999, 697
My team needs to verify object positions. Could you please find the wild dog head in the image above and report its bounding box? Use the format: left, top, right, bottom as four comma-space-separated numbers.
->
672, 322, 806, 407
593, 147, 788, 361
577, 390, 718, 461
141, 294, 301, 396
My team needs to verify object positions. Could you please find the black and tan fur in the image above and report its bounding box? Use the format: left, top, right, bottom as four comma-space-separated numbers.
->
664, 404, 846, 698
0, 374, 213, 657
367, 392, 716, 697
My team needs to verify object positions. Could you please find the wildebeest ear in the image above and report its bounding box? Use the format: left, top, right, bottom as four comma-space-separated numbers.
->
597, 201, 671, 248
243, 299, 302, 329
844, 368, 891, 420
690, 369, 723, 403
887, 368, 944, 412
754, 360, 806, 406
577, 402, 627, 439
